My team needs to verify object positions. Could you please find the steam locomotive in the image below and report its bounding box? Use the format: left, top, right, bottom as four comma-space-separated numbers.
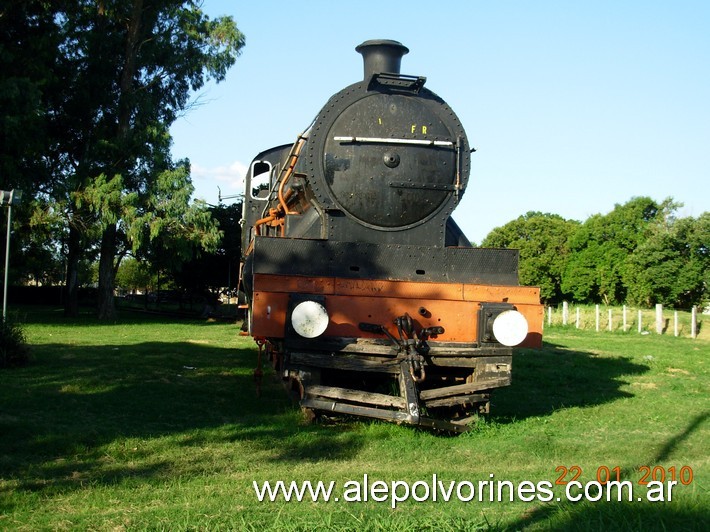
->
238, 40, 543, 432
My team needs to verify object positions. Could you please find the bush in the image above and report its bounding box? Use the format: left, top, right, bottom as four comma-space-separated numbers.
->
0, 316, 31, 368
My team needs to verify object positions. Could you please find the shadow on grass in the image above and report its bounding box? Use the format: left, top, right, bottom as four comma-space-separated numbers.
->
0, 338, 367, 505
491, 341, 650, 422
652, 411, 709, 464
504, 499, 708, 531
495, 346, 707, 531
502, 413, 710, 531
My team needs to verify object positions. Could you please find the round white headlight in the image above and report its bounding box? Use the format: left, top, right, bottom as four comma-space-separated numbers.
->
492, 310, 529, 347
291, 301, 329, 338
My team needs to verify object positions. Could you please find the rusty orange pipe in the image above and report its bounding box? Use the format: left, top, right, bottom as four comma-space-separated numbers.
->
254, 213, 276, 236
277, 137, 307, 215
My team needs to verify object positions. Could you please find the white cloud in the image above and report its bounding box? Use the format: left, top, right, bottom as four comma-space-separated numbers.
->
191, 161, 247, 203
192, 161, 247, 189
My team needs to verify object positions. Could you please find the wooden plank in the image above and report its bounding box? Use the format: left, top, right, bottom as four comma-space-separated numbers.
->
286, 337, 396, 355
290, 351, 511, 373
450, 415, 479, 426
427, 357, 479, 368
419, 377, 510, 401
415, 416, 469, 433
301, 397, 412, 424
425, 393, 489, 408
289, 351, 400, 373
306, 385, 406, 409
427, 346, 512, 357
300, 397, 469, 433
428, 355, 511, 369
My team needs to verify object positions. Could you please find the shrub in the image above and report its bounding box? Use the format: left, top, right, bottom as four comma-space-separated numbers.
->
0, 316, 31, 368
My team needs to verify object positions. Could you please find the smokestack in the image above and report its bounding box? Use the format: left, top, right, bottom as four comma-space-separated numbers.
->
356, 39, 409, 81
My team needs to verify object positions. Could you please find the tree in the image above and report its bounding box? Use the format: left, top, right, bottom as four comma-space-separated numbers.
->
0, 1, 59, 193
483, 212, 579, 304
625, 212, 709, 308
129, 164, 223, 273
561, 197, 674, 305
1, 2, 68, 298
171, 201, 243, 300
6, 2, 245, 318
115, 257, 154, 295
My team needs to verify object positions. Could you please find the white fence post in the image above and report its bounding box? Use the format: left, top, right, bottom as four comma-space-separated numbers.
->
608, 309, 612, 331
562, 301, 569, 326
691, 306, 697, 339
553, 304, 699, 338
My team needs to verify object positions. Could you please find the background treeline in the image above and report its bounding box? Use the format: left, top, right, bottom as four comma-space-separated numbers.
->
482, 197, 709, 308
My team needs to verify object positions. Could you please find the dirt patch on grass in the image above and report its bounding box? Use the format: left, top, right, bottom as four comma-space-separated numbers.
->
631, 382, 658, 389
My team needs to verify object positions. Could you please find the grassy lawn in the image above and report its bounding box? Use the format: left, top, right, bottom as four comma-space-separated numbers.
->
1, 308, 707, 530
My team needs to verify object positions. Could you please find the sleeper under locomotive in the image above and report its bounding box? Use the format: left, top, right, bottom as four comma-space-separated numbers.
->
238, 40, 543, 432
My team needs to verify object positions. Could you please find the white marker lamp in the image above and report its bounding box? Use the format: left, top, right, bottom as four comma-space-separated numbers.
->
492, 310, 529, 347
291, 300, 329, 338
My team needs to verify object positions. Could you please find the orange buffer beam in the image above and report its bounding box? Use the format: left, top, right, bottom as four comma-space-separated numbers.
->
250, 274, 543, 347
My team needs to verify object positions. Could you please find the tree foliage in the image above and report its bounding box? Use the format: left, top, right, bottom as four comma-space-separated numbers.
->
561, 197, 675, 305
485, 197, 708, 308
0, 1, 59, 192
115, 257, 154, 295
168, 201, 243, 300
131, 165, 222, 272
624, 212, 709, 308
482, 212, 579, 303
1, 1, 245, 319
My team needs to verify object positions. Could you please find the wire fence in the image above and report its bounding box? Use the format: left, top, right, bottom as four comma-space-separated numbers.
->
543, 303, 706, 340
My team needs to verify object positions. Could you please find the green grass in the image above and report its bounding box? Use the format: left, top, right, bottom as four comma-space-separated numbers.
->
0, 308, 707, 530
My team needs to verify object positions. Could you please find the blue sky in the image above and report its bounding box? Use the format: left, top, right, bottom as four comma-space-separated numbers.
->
170, 0, 710, 244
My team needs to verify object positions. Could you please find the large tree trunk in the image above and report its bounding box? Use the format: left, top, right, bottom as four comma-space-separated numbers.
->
96, 0, 143, 320
97, 223, 117, 320
63, 224, 81, 317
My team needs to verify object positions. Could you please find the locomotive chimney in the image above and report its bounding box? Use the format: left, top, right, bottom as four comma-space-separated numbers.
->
356, 39, 409, 81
